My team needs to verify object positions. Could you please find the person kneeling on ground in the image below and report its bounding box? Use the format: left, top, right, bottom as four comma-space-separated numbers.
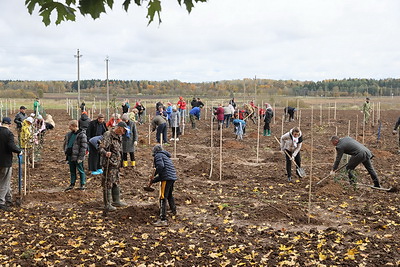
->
280, 127, 303, 182
330, 136, 380, 188
149, 145, 178, 226
64, 120, 88, 191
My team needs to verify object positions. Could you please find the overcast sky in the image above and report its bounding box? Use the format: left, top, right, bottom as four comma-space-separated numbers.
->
1, 1, 400, 83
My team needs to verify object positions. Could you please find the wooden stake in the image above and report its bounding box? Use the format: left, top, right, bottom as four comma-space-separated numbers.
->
273, 103, 276, 124
256, 102, 261, 163
24, 148, 27, 196
219, 120, 223, 181
298, 110, 301, 128
334, 102, 337, 120
209, 107, 214, 179
362, 116, 365, 144
307, 105, 314, 224
319, 104, 322, 125
281, 114, 284, 136
148, 120, 151, 145
371, 102, 375, 127
327, 103, 330, 125
355, 115, 358, 140
296, 99, 299, 120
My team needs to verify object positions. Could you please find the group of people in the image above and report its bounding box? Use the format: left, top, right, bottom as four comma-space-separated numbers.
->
65, 105, 177, 225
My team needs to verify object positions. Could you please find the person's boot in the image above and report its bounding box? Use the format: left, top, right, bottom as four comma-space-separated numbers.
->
112, 185, 127, 207
167, 197, 177, 216
153, 199, 168, 226
267, 129, 271, 136
65, 184, 75, 192
263, 129, 267, 136
131, 161, 136, 167
123, 161, 128, 167
103, 189, 116, 212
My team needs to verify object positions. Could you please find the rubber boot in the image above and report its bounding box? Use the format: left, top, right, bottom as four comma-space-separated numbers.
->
103, 189, 116, 212
112, 185, 127, 207
131, 161, 136, 167
167, 197, 177, 216
123, 161, 128, 167
267, 129, 271, 136
263, 129, 267, 136
153, 199, 168, 226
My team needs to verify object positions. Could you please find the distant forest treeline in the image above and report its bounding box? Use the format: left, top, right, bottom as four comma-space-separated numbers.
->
1, 78, 400, 98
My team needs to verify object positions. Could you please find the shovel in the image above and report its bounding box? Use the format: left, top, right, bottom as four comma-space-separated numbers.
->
143, 168, 156, 192
274, 136, 306, 178
316, 163, 348, 185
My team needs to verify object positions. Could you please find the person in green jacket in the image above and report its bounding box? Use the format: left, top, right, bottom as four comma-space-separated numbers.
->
33, 98, 41, 115
362, 97, 372, 124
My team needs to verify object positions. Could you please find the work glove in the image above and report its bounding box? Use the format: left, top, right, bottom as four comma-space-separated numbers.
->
134, 141, 138, 146
329, 170, 336, 176
290, 156, 295, 161
393, 130, 397, 135
77, 160, 83, 164
19, 151, 23, 156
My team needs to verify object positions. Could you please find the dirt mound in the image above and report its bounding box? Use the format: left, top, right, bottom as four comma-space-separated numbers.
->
115, 204, 159, 224
371, 149, 393, 159
223, 140, 247, 149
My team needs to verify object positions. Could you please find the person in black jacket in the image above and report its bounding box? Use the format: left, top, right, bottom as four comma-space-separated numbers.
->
78, 111, 91, 131
64, 120, 88, 191
14, 106, 27, 145
86, 114, 107, 175
284, 106, 296, 122
263, 104, 274, 136
330, 136, 380, 188
149, 145, 178, 226
0, 117, 22, 211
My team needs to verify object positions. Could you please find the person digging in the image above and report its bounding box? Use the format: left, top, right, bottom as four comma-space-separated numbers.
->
149, 145, 178, 226
330, 136, 380, 188
99, 121, 129, 212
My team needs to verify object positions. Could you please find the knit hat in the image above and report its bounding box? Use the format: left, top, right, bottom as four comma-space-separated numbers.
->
1, 117, 11, 124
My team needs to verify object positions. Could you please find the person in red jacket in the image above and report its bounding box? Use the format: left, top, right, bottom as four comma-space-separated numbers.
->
176, 97, 187, 124
215, 103, 225, 130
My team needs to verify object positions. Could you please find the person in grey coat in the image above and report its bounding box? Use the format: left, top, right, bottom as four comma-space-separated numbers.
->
170, 105, 181, 141
121, 114, 138, 167
151, 115, 168, 144
64, 120, 88, 191
0, 117, 22, 211
330, 136, 380, 188
149, 145, 178, 226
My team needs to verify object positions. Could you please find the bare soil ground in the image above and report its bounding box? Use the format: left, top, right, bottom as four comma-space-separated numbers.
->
1, 107, 400, 266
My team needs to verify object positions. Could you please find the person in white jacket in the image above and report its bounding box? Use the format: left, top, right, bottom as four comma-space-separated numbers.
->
280, 127, 303, 181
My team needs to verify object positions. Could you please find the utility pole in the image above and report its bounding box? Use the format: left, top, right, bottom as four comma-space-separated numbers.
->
74, 49, 82, 104
105, 56, 110, 119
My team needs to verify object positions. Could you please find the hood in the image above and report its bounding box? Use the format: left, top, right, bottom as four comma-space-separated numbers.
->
80, 114, 89, 121
289, 128, 302, 138
155, 150, 171, 158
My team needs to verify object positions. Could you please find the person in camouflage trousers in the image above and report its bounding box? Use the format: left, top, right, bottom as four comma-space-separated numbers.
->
99, 121, 130, 212
362, 97, 372, 124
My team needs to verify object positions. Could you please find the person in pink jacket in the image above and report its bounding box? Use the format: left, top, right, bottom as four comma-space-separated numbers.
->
215, 103, 225, 130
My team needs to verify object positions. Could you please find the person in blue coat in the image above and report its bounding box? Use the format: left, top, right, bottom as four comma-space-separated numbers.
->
233, 115, 246, 140
189, 106, 201, 129
149, 145, 178, 226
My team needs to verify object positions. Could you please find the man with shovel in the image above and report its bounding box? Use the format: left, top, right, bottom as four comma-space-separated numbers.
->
99, 121, 130, 212
280, 127, 303, 181
330, 136, 380, 188
0, 117, 22, 211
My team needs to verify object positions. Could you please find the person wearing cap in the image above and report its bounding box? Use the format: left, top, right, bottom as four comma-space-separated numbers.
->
98, 121, 129, 211
121, 99, 130, 114
78, 111, 91, 132
86, 114, 107, 175
149, 145, 178, 226
63, 120, 88, 191
121, 114, 138, 167
362, 97, 372, 124
0, 117, 22, 211
170, 105, 181, 141
14, 106, 27, 145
